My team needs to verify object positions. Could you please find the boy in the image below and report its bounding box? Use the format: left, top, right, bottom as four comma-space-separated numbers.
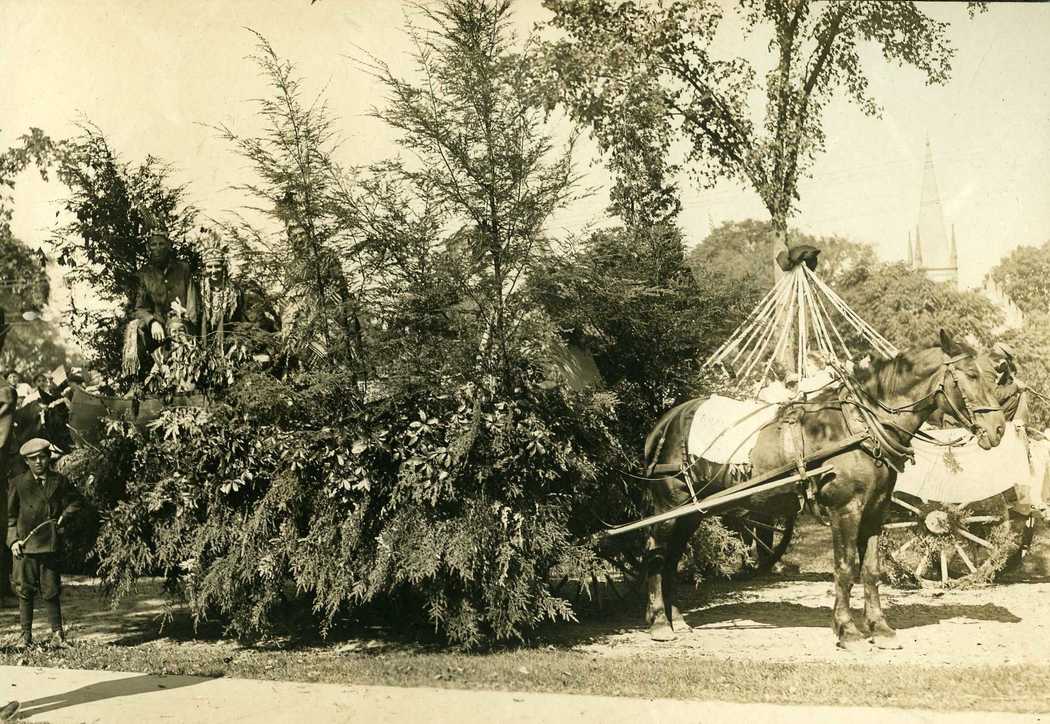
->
8, 438, 82, 649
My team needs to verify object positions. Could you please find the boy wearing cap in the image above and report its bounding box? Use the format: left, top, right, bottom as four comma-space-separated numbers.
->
7, 438, 82, 649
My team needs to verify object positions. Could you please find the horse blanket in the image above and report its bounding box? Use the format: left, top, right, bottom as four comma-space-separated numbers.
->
687, 395, 779, 465
897, 423, 1050, 507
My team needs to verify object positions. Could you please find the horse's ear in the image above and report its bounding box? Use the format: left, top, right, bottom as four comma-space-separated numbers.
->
939, 329, 962, 356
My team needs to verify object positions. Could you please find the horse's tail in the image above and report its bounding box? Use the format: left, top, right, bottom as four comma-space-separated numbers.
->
644, 397, 704, 468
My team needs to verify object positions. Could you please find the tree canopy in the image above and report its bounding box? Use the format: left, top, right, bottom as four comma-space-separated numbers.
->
540, 0, 976, 253
987, 240, 1050, 317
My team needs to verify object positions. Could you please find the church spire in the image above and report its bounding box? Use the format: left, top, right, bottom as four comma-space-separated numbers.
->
914, 138, 956, 286
949, 224, 957, 268
906, 231, 913, 266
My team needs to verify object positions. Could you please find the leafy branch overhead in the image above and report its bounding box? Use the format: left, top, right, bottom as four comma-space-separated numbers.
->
541, 0, 966, 236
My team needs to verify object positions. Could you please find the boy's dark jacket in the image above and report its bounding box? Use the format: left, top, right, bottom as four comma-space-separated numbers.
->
6, 470, 82, 554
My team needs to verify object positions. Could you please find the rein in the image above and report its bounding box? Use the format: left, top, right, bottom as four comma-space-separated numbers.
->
830, 352, 1000, 468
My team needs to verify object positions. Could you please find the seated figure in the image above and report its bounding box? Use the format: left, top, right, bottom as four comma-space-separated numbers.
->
198, 229, 246, 354
122, 220, 199, 379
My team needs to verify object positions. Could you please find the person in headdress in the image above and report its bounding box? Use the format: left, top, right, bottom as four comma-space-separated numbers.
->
7, 438, 83, 649
123, 218, 199, 378
197, 229, 246, 353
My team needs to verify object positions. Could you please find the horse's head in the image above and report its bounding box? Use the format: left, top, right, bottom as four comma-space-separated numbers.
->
936, 330, 1005, 450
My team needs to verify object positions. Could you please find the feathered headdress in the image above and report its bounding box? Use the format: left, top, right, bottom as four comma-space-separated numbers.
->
198, 228, 228, 266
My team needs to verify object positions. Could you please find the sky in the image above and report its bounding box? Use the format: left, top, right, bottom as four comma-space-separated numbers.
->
2, 0, 1049, 317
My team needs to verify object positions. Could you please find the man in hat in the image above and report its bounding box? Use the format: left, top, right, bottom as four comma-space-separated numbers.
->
124, 222, 199, 377
990, 342, 1030, 425
7, 438, 82, 649
0, 369, 16, 604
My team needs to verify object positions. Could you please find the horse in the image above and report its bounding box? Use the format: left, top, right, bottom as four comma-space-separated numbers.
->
640, 330, 1006, 649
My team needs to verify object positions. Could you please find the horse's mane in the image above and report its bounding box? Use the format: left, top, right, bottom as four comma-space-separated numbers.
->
852, 340, 972, 400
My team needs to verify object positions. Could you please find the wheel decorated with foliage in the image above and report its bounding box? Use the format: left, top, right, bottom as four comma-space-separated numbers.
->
881, 491, 1032, 588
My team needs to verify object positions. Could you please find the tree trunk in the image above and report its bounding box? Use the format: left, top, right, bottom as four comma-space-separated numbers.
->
770, 212, 794, 373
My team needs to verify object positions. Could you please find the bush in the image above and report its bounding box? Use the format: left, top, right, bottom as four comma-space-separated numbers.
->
93, 363, 621, 647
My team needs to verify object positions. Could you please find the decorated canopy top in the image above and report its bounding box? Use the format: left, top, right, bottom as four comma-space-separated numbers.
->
703, 245, 897, 399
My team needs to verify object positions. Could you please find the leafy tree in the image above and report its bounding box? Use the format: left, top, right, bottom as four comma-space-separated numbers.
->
541, 0, 977, 268
1, 128, 55, 363
987, 240, 1050, 317
217, 33, 363, 372
50, 125, 197, 376
836, 262, 1000, 351
91, 2, 623, 649
0, 235, 62, 376
532, 225, 750, 446
689, 219, 877, 288
0, 128, 54, 242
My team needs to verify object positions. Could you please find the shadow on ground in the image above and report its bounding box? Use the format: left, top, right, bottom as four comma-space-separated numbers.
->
11, 673, 206, 721
686, 600, 1021, 630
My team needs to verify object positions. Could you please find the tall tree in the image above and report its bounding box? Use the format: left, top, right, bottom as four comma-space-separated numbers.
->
0, 235, 56, 373
0, 128, 55, 359
217, 33, 363, 372
50, 125, 197, 375
541, 0, 977, 268
366, 0, 578, 392
689, 219, 878, 288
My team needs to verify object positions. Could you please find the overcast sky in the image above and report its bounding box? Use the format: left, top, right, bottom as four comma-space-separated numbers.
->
3, 0, 1049, 306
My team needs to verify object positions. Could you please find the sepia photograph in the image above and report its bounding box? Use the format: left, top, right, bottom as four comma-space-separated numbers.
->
1, 0, 1049, 721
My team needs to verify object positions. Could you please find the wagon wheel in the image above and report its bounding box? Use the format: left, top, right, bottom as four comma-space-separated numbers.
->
723, 511, 798, 578
881, 492, 1025, 588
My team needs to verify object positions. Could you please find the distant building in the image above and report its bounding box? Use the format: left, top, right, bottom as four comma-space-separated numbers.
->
907, 139, 958, 287
904, 140, 1025, 331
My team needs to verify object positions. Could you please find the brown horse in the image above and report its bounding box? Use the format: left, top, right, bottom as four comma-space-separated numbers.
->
641, 331, 1006, 649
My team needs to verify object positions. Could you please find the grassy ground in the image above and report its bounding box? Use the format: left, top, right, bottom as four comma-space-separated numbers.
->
2, 516, 1050, 714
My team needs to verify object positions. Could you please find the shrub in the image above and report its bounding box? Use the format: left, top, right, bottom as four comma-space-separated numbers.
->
93, 362, 621, 647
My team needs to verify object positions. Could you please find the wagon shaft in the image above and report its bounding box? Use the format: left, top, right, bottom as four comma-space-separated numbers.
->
599, 464, 835, 539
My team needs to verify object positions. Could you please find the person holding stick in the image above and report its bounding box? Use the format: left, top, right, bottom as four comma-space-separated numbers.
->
7, 438, 82, 650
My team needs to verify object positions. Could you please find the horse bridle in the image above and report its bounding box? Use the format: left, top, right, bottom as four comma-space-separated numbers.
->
937, 352, 1002, 436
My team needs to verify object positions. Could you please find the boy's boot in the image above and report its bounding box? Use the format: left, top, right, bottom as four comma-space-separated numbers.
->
15, 598, 33, 650
46, 599, 67, 649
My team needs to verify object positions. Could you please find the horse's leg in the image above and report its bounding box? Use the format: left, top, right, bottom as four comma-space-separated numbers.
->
829, 497, 867, 650
860, 501, 901, 649
663, 512, 702, 633
645, 520, 676, 641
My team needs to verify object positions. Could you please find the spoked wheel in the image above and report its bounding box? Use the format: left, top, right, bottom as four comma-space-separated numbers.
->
722, 511, 798, 578
882, 492, 1027, 587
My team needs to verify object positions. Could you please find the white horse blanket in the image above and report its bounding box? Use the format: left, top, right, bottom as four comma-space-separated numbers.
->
897, 423, 1050, 506
687, 395, 779, 465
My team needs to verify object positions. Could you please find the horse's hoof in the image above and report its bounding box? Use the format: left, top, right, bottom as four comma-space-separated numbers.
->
650, 624, 677, 642
835, 637, 869, 653
871, 633, 902, 650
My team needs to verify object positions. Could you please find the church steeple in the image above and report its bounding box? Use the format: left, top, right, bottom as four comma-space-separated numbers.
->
910, 138, 957, 286
906, 231, 913, 266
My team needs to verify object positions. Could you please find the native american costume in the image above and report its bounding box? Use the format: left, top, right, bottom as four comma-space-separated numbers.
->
122, 219, 199, 379
198, 230, 247, 353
